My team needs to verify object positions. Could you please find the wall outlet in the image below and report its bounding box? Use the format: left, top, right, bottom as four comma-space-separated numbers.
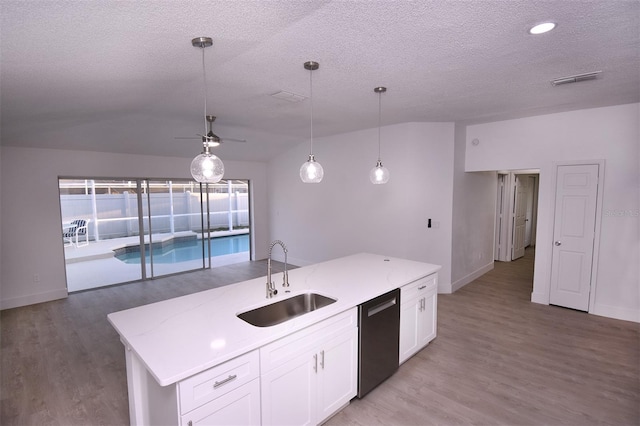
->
33, 273, 40, 283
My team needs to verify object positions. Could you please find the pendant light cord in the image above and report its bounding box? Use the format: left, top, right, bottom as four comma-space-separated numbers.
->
201, 46, 208, 138
377, 91, 382, 162
309, 67, 314, 156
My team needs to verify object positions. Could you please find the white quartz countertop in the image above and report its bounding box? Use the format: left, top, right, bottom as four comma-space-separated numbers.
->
107, 253, 441, 386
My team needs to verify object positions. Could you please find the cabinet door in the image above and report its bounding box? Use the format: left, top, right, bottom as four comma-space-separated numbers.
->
181, 378, 260, 426
316, 328, 358, 424
399, 297, 420, 364
261, 348, 316, 426
418, 288, 437, 346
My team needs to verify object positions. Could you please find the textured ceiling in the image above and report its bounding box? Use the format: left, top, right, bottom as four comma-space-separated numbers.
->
1, 0, 638, 162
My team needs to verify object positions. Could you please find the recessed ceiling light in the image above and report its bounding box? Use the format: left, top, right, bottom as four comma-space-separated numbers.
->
529, 22, 556, 35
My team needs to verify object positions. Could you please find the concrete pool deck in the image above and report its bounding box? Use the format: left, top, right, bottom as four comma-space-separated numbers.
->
63, 230, 250, 292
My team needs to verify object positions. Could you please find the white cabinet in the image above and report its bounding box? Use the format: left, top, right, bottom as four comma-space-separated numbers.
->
129, 349, 261, 426
178, 350, 261, 426
399, 274, 438, 364
180, 378, 261, 426
260, 308, 358, 426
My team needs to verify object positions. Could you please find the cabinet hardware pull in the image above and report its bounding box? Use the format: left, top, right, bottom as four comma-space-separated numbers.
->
213, 374, 237, 389
188, 421, 193, 426
320, 350, 325, 369
313, 354, 318, 373
418, 285, 426, 290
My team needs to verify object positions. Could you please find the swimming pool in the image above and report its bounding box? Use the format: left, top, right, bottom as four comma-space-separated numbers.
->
114, 234, 249, 264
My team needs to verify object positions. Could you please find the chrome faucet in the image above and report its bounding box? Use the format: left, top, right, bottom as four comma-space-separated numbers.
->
266, 240, 289, 298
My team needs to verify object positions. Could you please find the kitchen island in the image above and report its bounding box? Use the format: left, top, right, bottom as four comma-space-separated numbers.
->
108, 253, 441, 425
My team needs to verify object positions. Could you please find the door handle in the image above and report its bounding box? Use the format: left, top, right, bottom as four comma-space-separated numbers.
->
367, 298, 397, 317
320, 350, 325, 369
554, 241, 562, 246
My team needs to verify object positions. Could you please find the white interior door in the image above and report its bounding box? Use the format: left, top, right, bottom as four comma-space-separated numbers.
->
512, 175, 527, 260
524, 176, 536, 247
494, 174, 507, 261
550, 164, 599, 311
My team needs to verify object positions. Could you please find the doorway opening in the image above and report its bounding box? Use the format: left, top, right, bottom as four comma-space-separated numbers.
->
494, 171, 539, 262
494, 171, 540, 294
59, 178, 251, 292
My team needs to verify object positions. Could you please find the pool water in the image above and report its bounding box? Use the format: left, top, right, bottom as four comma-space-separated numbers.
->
115, 235, 249, 264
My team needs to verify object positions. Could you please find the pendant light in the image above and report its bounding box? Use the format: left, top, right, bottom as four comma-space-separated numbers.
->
370, 87, 390, 184
190, 37, 224, 183
299, 61, 324, 183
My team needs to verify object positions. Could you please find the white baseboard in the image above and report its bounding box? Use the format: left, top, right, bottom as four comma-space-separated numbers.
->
0, 288, 68, 310
592, 302, 640, 324
448, 262, 494, 294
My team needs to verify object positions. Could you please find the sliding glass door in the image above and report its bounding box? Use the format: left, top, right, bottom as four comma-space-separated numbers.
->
59, 178, 250, 292
60, 179, 147, 291
144, 179, 210, 278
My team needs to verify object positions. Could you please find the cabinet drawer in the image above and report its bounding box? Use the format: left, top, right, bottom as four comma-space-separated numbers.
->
401, 274, 437, 302
260, 308, 357, 374
178, 350, 259, 415
180, 378, 261, 426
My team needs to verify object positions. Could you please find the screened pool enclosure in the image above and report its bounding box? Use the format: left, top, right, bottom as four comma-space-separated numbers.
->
59, 178, 250, 292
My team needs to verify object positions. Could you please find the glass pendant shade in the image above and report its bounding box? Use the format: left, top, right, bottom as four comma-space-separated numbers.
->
300, 154, 324, 183
191, 152, 224, 183
189, 37, 225, 184
371, 86, 389, 184
300, 61, 323, 183
370, 160, 390, 184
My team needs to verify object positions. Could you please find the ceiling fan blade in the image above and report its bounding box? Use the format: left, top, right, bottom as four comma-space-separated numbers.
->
220, 137, 247, 143
174, 137, 201, 140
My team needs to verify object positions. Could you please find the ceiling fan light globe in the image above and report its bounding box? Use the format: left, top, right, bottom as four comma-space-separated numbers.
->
191, 153, 224, 183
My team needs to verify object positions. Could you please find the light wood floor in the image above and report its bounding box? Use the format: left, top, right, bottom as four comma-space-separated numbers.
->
1, 250, 639, 425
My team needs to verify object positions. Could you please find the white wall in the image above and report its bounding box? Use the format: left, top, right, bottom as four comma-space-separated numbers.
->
0, 146, 269, 310
267, 122, 455, 290
450, 123, 496, 292
466, 103, 640, 323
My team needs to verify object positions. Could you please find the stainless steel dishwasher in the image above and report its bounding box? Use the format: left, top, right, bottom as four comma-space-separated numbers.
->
357, 288, 400, 398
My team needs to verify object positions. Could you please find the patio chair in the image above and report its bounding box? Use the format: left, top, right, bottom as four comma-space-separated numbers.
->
63, 219, 89, 247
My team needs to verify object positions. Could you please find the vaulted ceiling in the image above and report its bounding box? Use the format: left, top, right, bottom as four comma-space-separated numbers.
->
1, 1, 638, 162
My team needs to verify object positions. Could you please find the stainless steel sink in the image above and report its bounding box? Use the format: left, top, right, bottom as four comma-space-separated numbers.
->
237, 293, 337, 327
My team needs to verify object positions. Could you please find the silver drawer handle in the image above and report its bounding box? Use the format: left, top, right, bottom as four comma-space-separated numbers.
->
418, 285, 426, 290
213, 374, 237, 389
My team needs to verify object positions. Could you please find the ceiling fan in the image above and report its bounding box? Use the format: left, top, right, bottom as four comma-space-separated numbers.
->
176, 115, 246, 148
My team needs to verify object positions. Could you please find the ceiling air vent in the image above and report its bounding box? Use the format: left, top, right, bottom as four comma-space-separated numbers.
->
270, 90, 307, 103
551, 71, 602, 86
